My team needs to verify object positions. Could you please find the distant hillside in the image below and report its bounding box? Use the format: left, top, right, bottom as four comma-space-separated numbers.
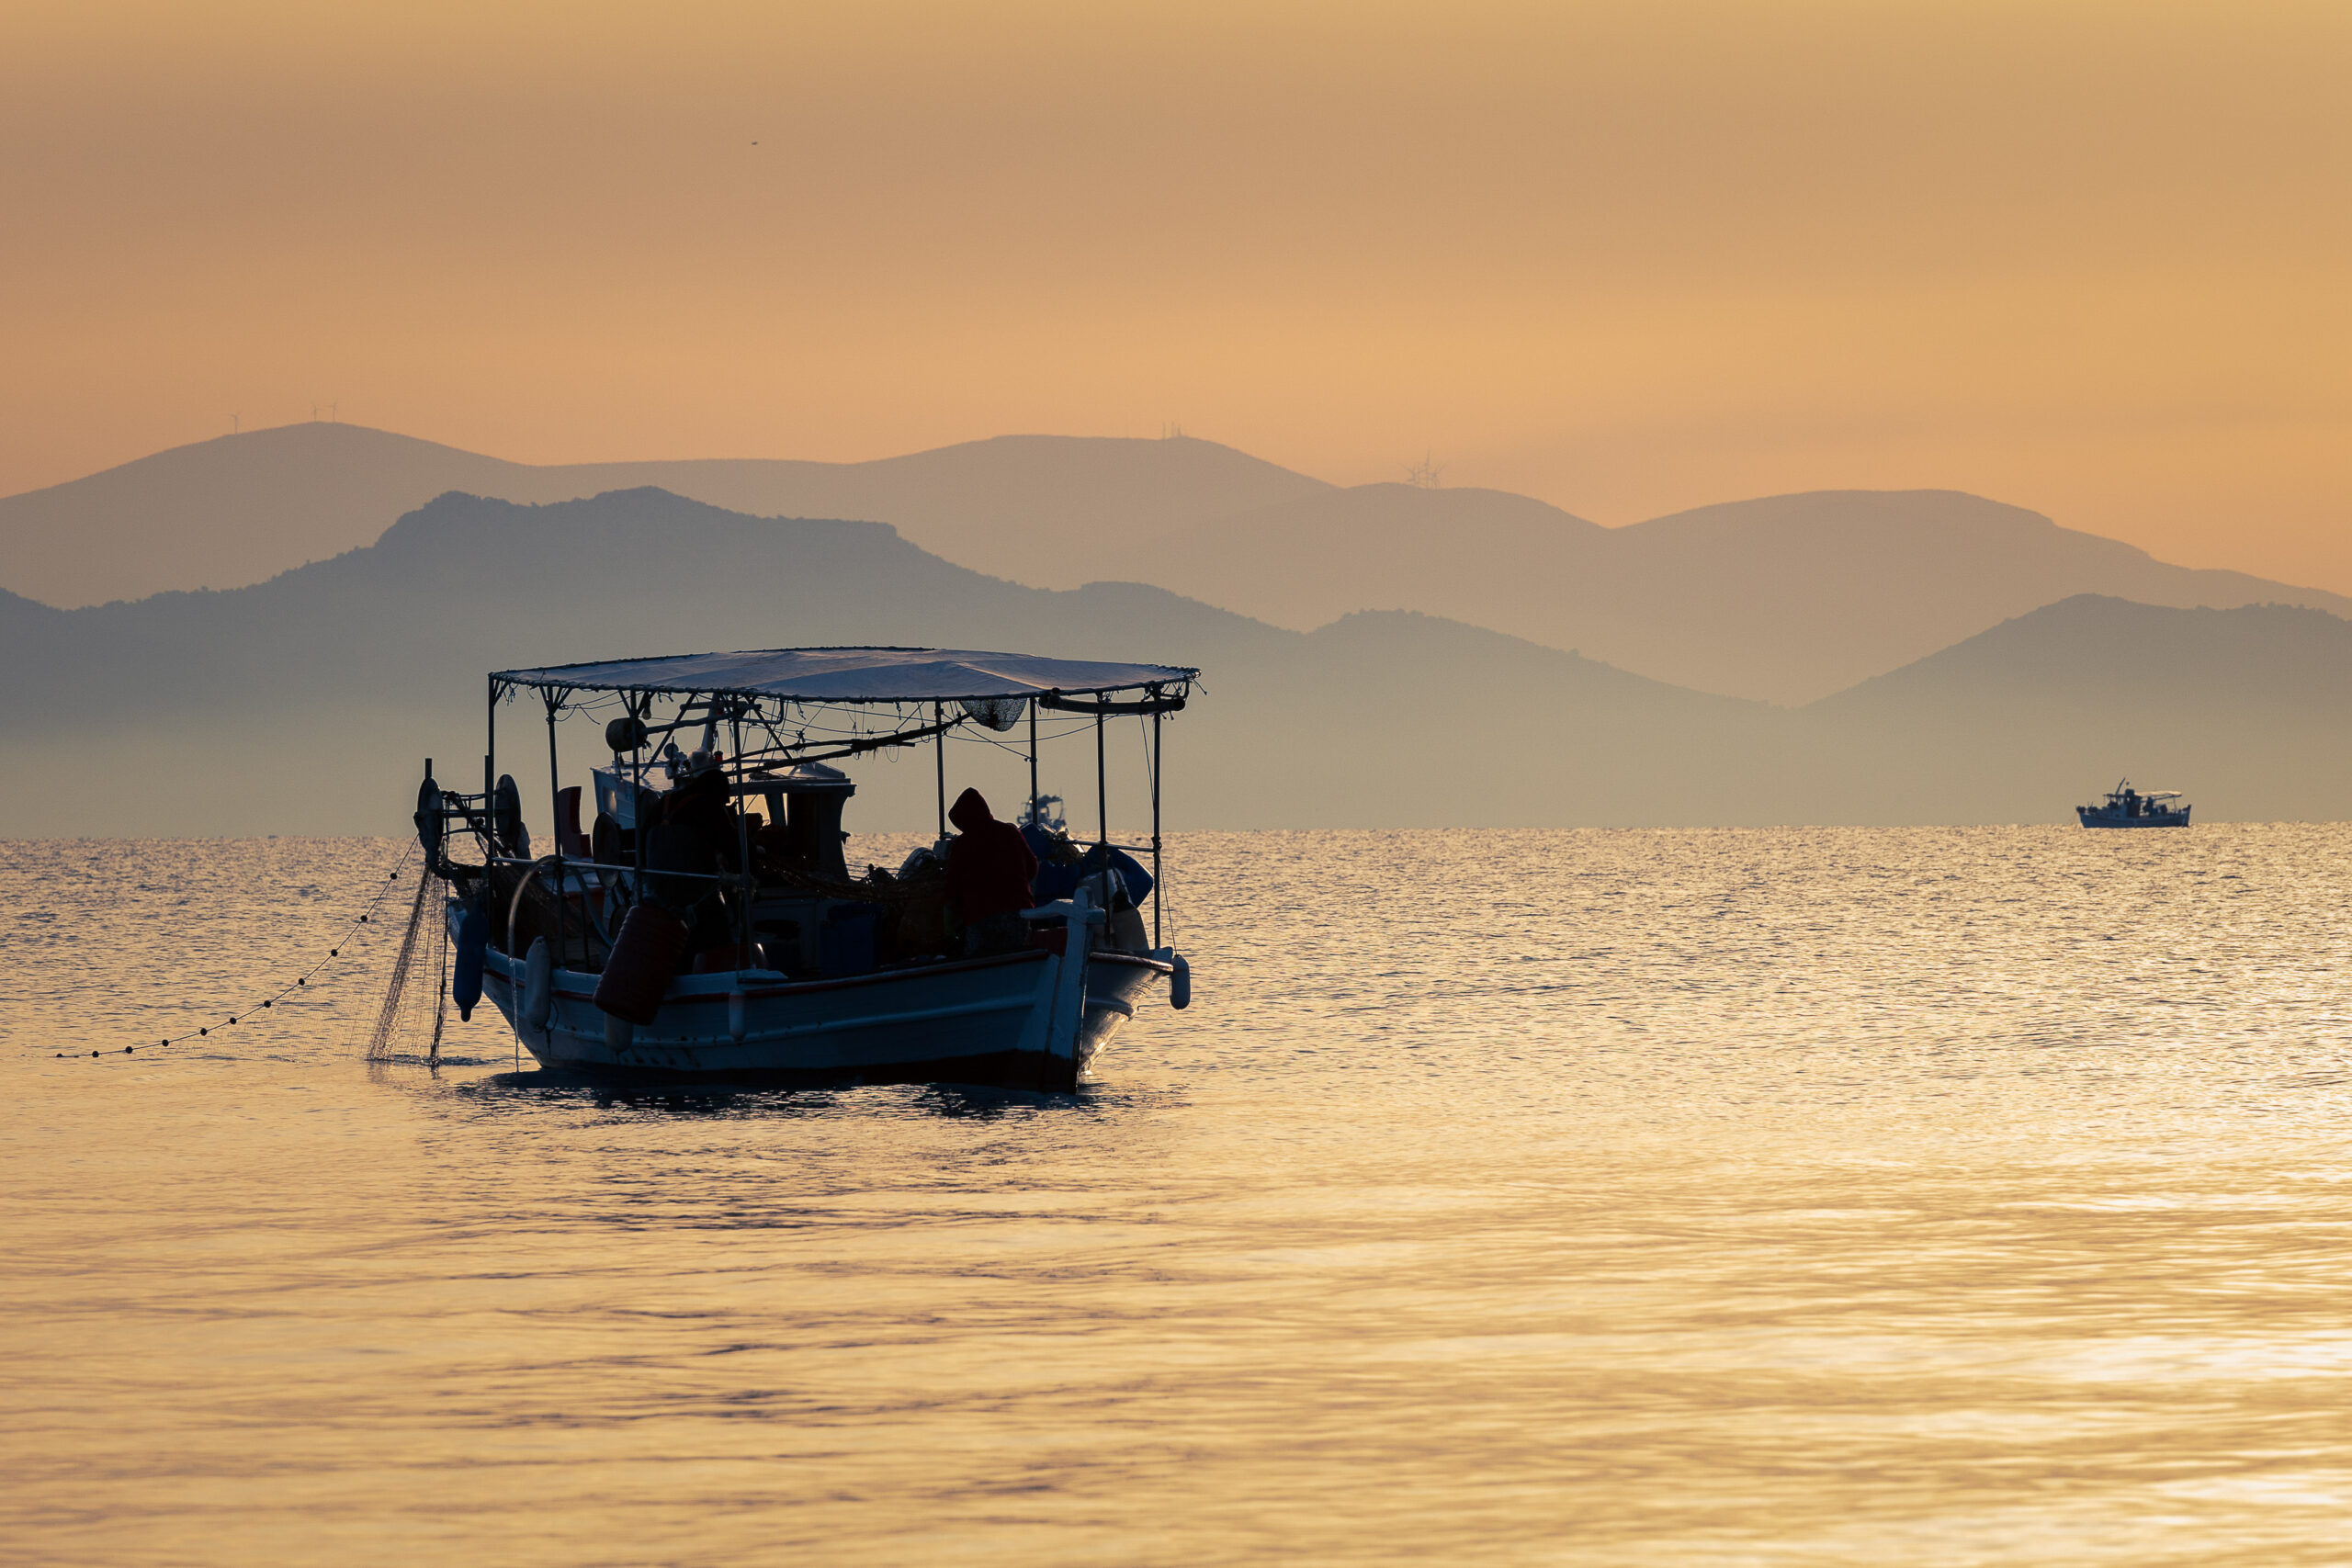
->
7, 422, 2344, 707
1110, 485, 2352, 705
0, 489, 1761, 836
1785, 595, 2352, 824
1819, 593, 2352, 716
5, 491, 2349, 835
0, 424, 537, 608
0, 422, 1324, 609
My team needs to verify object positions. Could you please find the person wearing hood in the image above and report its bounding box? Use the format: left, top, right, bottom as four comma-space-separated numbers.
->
641, 750, 744, 954
944, 787, 1038, 955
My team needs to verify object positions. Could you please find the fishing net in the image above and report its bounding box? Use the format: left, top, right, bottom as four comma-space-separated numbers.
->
367, 869, 450, 1066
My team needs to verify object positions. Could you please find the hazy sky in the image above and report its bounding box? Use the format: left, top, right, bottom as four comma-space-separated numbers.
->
6, 1, 2346, 587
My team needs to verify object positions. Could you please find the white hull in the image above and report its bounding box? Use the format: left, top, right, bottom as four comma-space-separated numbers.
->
462, 901, 1174, 1091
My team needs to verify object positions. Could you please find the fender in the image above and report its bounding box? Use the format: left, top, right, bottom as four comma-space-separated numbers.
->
522, 937, 553, 1033
451, 901, 488, 1021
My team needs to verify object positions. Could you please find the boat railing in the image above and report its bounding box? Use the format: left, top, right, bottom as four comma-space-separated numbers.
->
482, 853, 753, 890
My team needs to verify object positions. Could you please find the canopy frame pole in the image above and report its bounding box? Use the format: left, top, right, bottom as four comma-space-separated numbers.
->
1150, 704, 1163, 949
1028, 698, 1040, 826
731, 705, 753, 966
934, 703, 946, 843
544, 689, 564, 976
484, 678, 496, 861
1096, 711, 1108, 854
630, 694, 649, 912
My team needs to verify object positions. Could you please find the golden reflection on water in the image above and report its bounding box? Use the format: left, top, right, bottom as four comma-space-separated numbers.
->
6, 828, 2352, 1563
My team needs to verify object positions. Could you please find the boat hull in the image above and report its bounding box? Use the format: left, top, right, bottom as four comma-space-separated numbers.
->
466, 905, 1170, 1090
2076, 807, 2191, 828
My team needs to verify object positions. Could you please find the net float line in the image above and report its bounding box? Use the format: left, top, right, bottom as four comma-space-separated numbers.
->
55, 842, 421, 1061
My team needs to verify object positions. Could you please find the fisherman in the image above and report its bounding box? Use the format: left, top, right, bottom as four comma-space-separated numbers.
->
944, 786, 1038, 955
643, 750, 744, 963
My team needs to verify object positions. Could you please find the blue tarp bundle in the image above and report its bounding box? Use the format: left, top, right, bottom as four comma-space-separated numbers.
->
1023, 826, 1153, 907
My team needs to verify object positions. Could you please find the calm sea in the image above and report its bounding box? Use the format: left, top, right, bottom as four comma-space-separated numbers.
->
7, 828, 2352, 1565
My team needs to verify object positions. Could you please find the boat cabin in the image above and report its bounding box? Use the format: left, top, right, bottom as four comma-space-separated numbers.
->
2076, 777, 2191, 829
417, 647, 1193, 987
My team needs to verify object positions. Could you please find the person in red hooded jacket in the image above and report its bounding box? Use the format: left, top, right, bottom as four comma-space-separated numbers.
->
944, 787, 1038, 954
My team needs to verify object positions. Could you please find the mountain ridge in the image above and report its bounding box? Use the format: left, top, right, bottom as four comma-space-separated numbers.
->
6, 422, 2347, 706
0, 423, 1322, 609
1122, 483, 2351, 703
6, 488, 2351, 835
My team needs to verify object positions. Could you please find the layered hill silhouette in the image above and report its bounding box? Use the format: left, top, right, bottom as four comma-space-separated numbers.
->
0, 423, 1322, 609
5, 488, 2348, 835
1119, 485, 2352, 704
1792, 595, 2352, 823
7, 422, 2342, 705
0, 489, 1761, 834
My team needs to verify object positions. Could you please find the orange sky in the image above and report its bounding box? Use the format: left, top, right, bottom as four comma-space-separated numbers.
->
5, 1, 2347, 587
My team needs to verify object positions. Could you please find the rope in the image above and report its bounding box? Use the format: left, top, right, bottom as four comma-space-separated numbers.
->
58, 841, 423, 1060
1134, 712, 1175, 950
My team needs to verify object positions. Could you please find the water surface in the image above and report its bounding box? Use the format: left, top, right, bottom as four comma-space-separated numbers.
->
6, 828, 2352, 1564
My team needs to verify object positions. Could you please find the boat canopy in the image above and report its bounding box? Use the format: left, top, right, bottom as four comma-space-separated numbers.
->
492, 646, 1198, 705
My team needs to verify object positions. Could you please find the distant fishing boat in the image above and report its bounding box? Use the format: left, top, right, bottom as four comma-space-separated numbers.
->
1019, 792, 1069, 833
409, 647, 1197, 1090
2076, 778, 2190, 829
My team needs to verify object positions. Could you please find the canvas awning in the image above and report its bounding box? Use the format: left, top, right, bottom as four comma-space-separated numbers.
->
492, 646, 1197, 705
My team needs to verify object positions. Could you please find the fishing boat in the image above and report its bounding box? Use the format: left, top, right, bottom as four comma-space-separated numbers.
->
2075, 778, 2191, 829
410, 647, 1196, 1089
